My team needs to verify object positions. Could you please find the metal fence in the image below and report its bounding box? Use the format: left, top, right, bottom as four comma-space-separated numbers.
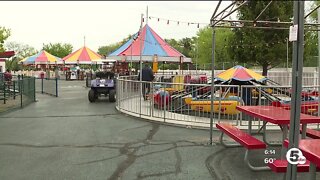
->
35, 78, 58, 97
116, 76, 320, 130
0, 74, 36, 114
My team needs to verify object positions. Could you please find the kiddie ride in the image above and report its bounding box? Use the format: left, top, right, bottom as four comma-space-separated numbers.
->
88, 63, 116, 103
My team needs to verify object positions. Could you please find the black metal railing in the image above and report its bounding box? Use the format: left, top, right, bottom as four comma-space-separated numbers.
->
36, 78, 58, 97
0, 74, 36, 114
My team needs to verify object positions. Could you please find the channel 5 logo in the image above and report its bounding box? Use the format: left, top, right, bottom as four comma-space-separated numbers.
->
286, 148, 306, 165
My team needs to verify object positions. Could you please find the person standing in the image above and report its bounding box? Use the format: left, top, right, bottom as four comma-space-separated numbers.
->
4, 69, 12, 82
138, 63, 154, 100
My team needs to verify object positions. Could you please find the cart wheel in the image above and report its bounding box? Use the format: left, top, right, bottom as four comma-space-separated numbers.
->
109, 89, 116, 102
88, 89, 96, 102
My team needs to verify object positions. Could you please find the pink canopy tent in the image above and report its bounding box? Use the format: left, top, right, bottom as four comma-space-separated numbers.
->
107, 24, 191, 63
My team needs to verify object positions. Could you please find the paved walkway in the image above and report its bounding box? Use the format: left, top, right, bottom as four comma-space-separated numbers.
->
0, 80, 317, 180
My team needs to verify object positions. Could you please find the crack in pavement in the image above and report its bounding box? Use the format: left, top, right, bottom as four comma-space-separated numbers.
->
0, 142, 124, 149
173, 142, 182, 175
107, 124, 160, 180
136, 171, 176, 180
134, 142, 182, 180
205, 147, 225, 179
75, 154, 123, 165
205, 145, 234, 180
119, 124, 152, 133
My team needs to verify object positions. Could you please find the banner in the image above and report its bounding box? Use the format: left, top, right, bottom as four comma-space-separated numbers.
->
153, 55, 158, 73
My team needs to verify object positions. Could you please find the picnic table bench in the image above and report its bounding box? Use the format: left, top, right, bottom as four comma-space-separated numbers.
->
216, 123, 269, 171
288, 125, 320, 139
268, 139, 320, 173
304, 128, 320, 139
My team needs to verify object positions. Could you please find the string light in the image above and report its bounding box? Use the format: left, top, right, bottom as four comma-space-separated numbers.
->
148, 16, 209, 28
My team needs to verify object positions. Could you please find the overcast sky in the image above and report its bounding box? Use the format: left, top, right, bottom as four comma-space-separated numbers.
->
0, 1, 233, 52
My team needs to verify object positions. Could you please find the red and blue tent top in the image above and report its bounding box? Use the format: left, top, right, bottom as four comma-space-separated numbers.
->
107, 24, 191, 63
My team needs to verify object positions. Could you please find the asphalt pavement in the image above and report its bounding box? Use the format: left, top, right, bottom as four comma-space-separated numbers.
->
0, 80, 317, 180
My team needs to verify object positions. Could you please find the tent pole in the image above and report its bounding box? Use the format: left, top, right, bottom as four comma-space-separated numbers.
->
139, 13, 143, 117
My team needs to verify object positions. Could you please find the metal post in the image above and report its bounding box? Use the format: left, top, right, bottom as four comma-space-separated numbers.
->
20, 75, 23, 108
309, 163, 316, 180
131, 38, 133, 76
163, 91, 166, 123
13, 81, 15, 100
55, 78, 58, 97
41, 78, 44, 94
17, 75, 20, 93
3, 81, 6, 104
287, 38, 289, 71
151, 81, 154, 117
210, 27, 216, 145
33, 77, 36, 101
139, 13, 143, 117
286, 2, 305, 180
318, 8, 320, 118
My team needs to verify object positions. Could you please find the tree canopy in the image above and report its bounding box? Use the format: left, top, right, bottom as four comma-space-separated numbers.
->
0, 27, 11, 53
5, 42, 37, 71
42, 43, 73, 58
229, 1, 293, 75
98, 35, 132, 56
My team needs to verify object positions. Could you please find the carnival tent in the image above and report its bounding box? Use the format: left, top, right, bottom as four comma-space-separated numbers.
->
20, 50, 62, 65
216, 65, 267, 84
63, 46, 102, 64
107, 24, 191, 63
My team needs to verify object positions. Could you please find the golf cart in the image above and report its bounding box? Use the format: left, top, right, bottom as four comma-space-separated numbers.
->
88, 60, 117, 102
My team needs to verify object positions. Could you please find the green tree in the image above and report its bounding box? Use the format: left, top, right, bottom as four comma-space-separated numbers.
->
196, 26, 234, 69
98, 43, 121, 56
42, 43, 73, 58
165, 38, 197, 70
5, 42, 38, 71
229, 1, 293, 75
303, 1, 320, 67
0, 27, 11, 53
98, 34, 132, 56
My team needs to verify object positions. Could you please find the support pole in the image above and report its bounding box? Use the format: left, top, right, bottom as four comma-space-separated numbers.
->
210, 27, 216, 145
317, 8, 320, 117
286, 2, 305, 180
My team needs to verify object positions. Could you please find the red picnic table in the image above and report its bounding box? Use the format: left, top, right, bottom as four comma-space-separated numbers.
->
236, 106, 320, 156
299, 139, 320, 180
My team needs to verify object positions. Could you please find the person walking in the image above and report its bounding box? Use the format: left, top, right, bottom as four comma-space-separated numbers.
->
138, 63, 154, 100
